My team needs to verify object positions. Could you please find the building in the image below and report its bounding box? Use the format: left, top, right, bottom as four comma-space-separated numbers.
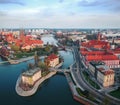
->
44, 54, 59, 67
80, 47, 120, 68
86, 55, 120, 68
88, 61, 105, 79
89, 61, 115, 87
4, 30, 43, 51
21, 67, 41, 86
81, 40, 110, 50
0, 46, 9, 57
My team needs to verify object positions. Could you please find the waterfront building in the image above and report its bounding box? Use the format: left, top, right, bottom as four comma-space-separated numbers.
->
97, 65, 114, 87
80, 33, 120, 68
89, 61, 115, 87
85, 55, 120, 68
88, 61, 105, 79
21, 68, 41, 87
44, 54, 59, 67
4, 30, 43, 51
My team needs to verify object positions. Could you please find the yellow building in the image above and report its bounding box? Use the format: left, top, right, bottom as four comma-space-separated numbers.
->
88, 61, 115, 87
96, 65, 115, 87
44, 54, 59, 67
21, 67, 41, 86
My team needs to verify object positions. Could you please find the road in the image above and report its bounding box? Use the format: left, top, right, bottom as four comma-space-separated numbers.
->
71, 46, 120, 105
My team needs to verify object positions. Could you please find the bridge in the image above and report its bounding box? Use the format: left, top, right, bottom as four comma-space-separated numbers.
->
50, 68, 70, 73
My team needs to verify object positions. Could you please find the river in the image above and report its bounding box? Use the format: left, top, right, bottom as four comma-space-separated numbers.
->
0, 35, 82, 105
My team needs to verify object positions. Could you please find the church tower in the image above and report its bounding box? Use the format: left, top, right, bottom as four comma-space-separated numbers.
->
19, 29, 25, 44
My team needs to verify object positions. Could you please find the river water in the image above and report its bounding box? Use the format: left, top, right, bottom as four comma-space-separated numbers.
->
0, 35, 82, 105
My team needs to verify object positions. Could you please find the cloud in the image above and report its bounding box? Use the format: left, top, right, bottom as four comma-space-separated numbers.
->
0, 0, 25, 5
109, 0, 120, 12
77, 0, 103, 7
59, 0, 64, 3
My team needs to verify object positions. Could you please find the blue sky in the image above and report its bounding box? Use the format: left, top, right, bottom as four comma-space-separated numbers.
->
0, 0, 120, 28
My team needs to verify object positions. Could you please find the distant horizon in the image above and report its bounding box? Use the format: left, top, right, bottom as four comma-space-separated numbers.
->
0, 27, 120, 30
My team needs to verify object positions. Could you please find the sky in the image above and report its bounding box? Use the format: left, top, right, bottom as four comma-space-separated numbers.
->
0, 0, 120, 28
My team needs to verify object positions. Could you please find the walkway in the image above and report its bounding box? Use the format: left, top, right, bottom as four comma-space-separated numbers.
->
49, 68, 70, 73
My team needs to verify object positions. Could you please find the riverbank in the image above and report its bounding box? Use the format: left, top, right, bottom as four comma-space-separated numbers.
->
16, 71, 57, 96
9, 56, 46, 64
9, 56, 34, 64
65, 73, 98, 105
55, 61, 63, 68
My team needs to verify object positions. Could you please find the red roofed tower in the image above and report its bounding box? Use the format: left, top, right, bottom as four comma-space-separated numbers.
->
20, 29, 25, 44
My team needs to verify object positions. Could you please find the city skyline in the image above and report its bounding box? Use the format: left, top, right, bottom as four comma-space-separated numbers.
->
0, 0, 120, 28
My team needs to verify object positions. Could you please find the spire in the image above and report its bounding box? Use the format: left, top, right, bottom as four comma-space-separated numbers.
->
20, 29, 25, 44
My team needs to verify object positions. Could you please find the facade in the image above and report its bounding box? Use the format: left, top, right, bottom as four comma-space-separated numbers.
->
88, 61, 115, 87
97, 65, 114, 87
80, 39, 120, 69
21, 68, 41, 86
86, 55, 120, 68
45, 54, 59, 67
88, 61, 105, 79
2, 30, 43, 51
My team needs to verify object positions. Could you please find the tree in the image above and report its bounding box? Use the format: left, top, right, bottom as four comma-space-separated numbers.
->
38, 61, 48, 71
102, 96, 110, 105
52, 45, 58, 54
28, 63, 34, 70
11, 45, 20, 52
45, 45, 51, 52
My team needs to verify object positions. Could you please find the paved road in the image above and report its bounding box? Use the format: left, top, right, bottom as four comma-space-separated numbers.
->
71, 46, 120, 105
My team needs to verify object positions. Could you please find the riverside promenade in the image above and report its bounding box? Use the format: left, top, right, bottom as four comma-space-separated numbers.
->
16, 71, 57, 96
65, 73, 98, 105
8, 56, 46, 64
9, 56, 34, 64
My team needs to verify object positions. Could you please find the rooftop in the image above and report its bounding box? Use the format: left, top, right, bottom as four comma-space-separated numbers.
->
46, 54, 58, 61
90, 61, 105, 66
86, 55, 119, 61
22, 67, 41, 77
96, 65, 114, 75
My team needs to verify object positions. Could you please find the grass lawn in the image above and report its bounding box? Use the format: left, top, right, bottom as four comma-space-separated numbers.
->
76, 88, 100, 104
109, 89, 120, 99
76, 88, 85, 97
83, 71, 100, 89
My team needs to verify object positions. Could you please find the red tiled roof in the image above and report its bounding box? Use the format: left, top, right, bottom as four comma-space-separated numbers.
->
46, 54, 58, 61
86, 55, 119, 61
97, 67, 114, 75
104, 70, 114, 75
81, 40, 110, 49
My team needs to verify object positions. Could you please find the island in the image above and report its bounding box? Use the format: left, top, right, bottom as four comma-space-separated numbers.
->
16, 52, 63, 96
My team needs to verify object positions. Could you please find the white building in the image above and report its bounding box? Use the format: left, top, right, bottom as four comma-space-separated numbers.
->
22, 67, 41, 86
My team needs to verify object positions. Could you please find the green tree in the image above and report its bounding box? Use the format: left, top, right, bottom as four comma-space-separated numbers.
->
45, 45, 51, 52
11, 45, 20, 52
102, 96, 110, 105
38, 61, 48, 71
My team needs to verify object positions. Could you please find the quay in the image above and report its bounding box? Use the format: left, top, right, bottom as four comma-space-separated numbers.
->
16, 71, 57, 96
